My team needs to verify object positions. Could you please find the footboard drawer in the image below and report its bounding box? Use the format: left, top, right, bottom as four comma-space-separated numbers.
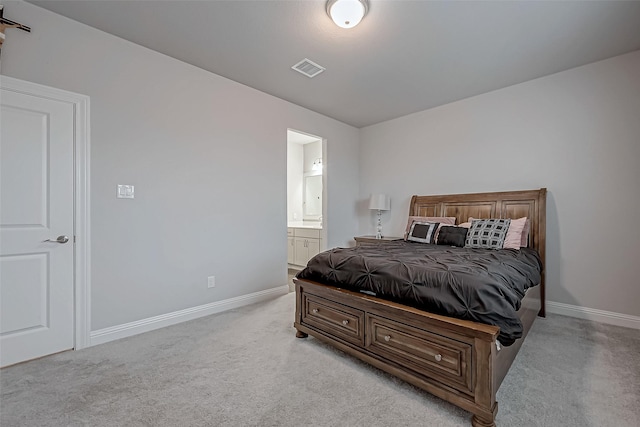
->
365, 314, 473, 394
301, 294, 365, 346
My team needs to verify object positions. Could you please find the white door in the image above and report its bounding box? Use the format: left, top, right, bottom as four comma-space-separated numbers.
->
306, 238, 320, 260
294, 238, 308, 266
0, 85, 75, 367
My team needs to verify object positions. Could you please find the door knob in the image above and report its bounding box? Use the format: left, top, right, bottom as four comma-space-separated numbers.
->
44, 235, 69, 244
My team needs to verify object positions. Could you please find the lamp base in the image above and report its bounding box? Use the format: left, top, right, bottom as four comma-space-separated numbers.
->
376, 210, 383, 239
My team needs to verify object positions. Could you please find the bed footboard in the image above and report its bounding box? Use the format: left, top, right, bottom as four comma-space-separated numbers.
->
293, 278, 538, 427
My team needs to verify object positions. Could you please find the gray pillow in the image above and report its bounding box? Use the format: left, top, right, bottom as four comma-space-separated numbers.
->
465, 219, 511, 249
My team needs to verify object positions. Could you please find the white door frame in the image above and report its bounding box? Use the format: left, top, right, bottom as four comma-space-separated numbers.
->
1, 75, 91, 350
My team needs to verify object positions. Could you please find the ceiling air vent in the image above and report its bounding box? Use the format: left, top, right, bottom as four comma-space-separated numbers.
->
291, 58, 326, 78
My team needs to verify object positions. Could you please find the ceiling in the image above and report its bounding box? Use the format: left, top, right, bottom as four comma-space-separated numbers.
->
28, 0, 640, 128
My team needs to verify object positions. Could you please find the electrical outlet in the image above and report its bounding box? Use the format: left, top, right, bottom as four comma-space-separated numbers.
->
207, 276, 216, 288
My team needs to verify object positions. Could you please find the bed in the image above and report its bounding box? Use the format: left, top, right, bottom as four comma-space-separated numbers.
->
293, 188, 546, 427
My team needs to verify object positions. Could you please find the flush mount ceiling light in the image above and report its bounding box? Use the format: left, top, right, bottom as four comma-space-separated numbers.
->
326, 0, 369, 29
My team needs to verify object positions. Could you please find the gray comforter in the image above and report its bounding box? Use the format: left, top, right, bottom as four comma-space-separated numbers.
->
296, 241, 542, 345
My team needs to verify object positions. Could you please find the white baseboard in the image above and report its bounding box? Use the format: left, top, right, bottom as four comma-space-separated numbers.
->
546, 301, 640, 330
90, 285, 289, 346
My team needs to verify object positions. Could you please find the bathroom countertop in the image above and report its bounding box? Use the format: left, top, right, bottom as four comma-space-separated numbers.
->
288, 221, 322, 230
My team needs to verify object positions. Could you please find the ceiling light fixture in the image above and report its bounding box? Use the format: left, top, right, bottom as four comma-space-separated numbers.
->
326, 0, 369, 29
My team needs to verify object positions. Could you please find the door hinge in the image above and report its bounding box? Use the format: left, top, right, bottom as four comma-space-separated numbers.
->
74, 235, 76, 243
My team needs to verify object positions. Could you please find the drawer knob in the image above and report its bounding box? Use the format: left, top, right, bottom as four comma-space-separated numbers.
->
434, 354, 442, 362
312, 308, 319, 314
342, 320, 349, 325
384, 335, 391, 342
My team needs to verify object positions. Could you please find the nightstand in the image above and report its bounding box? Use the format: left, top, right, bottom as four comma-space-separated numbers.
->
354, 235, 403, 246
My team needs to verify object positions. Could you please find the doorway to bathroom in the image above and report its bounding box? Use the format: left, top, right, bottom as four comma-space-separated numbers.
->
287, 129, 325, 291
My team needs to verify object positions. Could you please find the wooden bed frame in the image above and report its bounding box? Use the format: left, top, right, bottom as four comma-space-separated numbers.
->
294, 188, 546, 427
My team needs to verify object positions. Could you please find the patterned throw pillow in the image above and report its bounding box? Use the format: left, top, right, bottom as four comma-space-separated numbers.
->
404, 216, 456, 239
407, 222, 440, 244
465, 219, 511, 249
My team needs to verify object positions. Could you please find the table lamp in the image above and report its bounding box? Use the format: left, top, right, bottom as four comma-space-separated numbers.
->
368, 194, 390, 239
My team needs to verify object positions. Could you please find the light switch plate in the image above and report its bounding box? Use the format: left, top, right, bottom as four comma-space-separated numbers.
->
117, 185, 135, 199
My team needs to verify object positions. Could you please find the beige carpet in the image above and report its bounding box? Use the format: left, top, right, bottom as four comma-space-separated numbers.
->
1, 292, 639, 426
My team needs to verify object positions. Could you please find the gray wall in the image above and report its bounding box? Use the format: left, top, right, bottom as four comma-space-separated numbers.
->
1, 2, 359, 330
4, 2, 637, 331
359, 50, 640, 317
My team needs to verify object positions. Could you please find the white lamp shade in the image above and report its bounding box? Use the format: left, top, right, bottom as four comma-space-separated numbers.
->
327, 0, 367, 29
369, 194, 390, 211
